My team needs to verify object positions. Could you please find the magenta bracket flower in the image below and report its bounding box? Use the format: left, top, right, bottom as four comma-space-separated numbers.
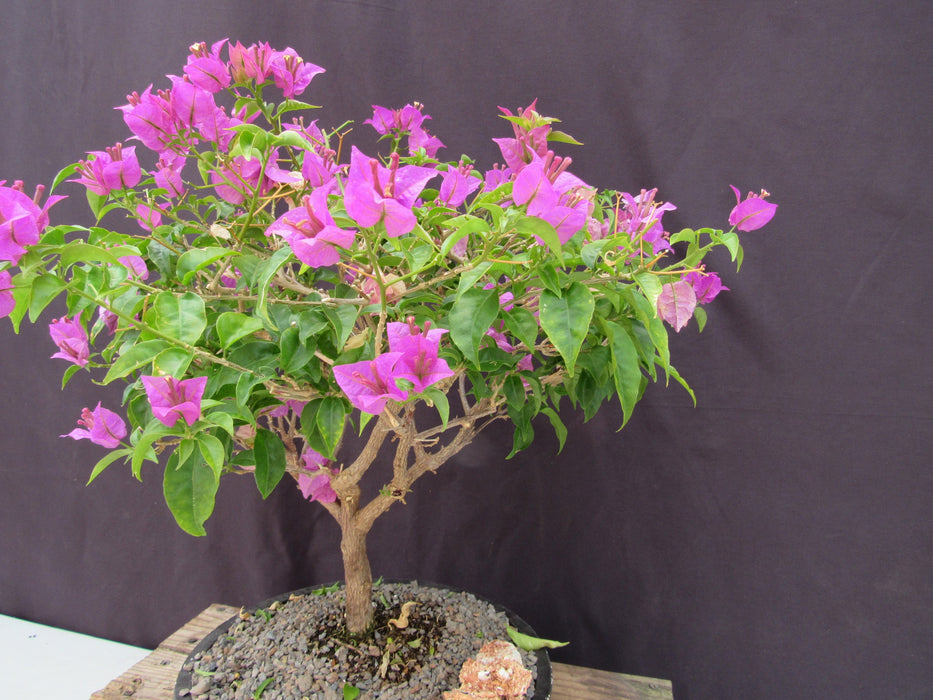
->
49, 315, 90, 367
184, 39, 231, 93
386, 319, 455, 393
344, 147, 437, 237
616, 188, 677, 255
512, 152, 591, 243
298, 447, 337, 503
72, 143, 142, 196
657, 280, 697, 332
0, 270, 14, 319
0, 181, 64, 264
270, 47, 324, 98
266, 189, 356, 268
62, 403, 127, 449
141, 375, 208, 427
685, 270, 728, 304
333, 352, 410, 415
729, 185, 778, 231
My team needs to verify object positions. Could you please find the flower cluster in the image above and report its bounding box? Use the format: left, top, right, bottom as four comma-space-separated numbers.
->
1, 40, 774, 549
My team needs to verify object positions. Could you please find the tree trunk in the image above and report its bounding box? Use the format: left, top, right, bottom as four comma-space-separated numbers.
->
340, 492, 374, 635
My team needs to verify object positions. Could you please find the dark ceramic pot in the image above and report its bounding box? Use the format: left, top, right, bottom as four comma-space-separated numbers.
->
175, 580, 551, 699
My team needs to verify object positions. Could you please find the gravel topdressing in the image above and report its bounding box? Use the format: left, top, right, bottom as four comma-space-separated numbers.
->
176, 581, 544, 700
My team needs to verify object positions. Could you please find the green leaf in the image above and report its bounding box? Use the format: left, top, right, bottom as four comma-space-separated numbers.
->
455, 260, 494, 298
163, 448, 219, 537
605, 322, 643, 428
440, 215, 490, 258
538, 283, 595, 377
216, 311, 264, 348
324, 305, 359, 352
143, 292, 206, 345
27, 275, 67, 322
502, 307, 539, 351
423, 386, 449, 429
633, 271, 662, 311
515, 215, 563, 263
342, 685, 361, 700
132, 422, 176, 480
102, 340, 170, 384
315, 396, 346, 460
176, 247, 237, 284
152, 347, 194, 378
255, 246, 294, 324
253, 428, 286, 499
198, 433, 226, 476
540, 407, 567, 453
506, 625, 569, 651
86, 449, 132, 485
449, 287, 500, 367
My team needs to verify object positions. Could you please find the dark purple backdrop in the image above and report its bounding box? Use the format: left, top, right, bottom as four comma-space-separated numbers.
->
1, 2, 930, 699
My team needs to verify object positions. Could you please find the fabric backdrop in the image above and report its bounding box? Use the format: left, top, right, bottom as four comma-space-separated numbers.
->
1, 2, 929, 699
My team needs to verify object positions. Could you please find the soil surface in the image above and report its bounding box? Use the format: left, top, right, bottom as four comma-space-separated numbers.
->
177, 581, 541, 700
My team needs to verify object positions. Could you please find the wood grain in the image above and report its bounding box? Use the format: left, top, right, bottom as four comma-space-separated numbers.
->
91, 605, 673, 699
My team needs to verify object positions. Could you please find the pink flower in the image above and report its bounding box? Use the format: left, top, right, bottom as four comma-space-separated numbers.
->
62, 403, 127, 449
270, 47, 324, 98
117, 85, 178, 154
98, 307, 119, 334
49, 316, 90, 366
228, 41, 275, 83
266, 189, 356, 268
333, 353, 409, 415
0, 182, 63, 264
344, 147, 437, 237
0, 271, 14, 318
297, 447, 337, 503
438, 162, 481, 208
184, 40, 231, 93
728, 185, 777, 231
386, 319, 455, 393
657, 280, 697, 332
617, 188, 677, 255
141, 375, 208, 427
72, 143, 142, 196
684, 270, 728, 304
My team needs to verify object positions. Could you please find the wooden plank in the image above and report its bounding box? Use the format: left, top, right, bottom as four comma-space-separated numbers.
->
551, 661, 673, 699
91, 606, 673, 699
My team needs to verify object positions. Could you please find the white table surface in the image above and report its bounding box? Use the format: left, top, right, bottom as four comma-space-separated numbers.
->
0, 613, 151, 699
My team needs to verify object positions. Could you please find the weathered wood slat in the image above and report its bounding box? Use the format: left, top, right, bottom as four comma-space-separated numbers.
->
91, 605, 673, 699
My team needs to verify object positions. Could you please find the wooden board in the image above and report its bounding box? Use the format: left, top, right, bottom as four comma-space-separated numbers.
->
91, 604, 673, 699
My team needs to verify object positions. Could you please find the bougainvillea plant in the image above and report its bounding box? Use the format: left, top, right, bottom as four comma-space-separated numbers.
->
0, 40, 775, 634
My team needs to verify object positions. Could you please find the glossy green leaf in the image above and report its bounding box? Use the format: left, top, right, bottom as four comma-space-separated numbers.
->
605, 322, 643, 428
198, 433, 226, 476
216, 311, 264, 348
316, 396, 346, 460
538, 283, 594, 377
253, 427, 286, 499
86, 448, 132, 485
163, 448, 219, 537
515, 216, 563, 263
440, 215, 490, 258
152, 347, 194, 378
506, 625, 568, 651
27, 275, 67, 322
502, 307, 539, 351
143, 292, 206, 345
177, 247, 237, 284
422, 386, 450, 429
102, 340, 169, 384
540, 407, 567, 453
449, 287, 500, 367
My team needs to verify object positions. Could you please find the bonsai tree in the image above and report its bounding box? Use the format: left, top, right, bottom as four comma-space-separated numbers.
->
0, 40, 776, 635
